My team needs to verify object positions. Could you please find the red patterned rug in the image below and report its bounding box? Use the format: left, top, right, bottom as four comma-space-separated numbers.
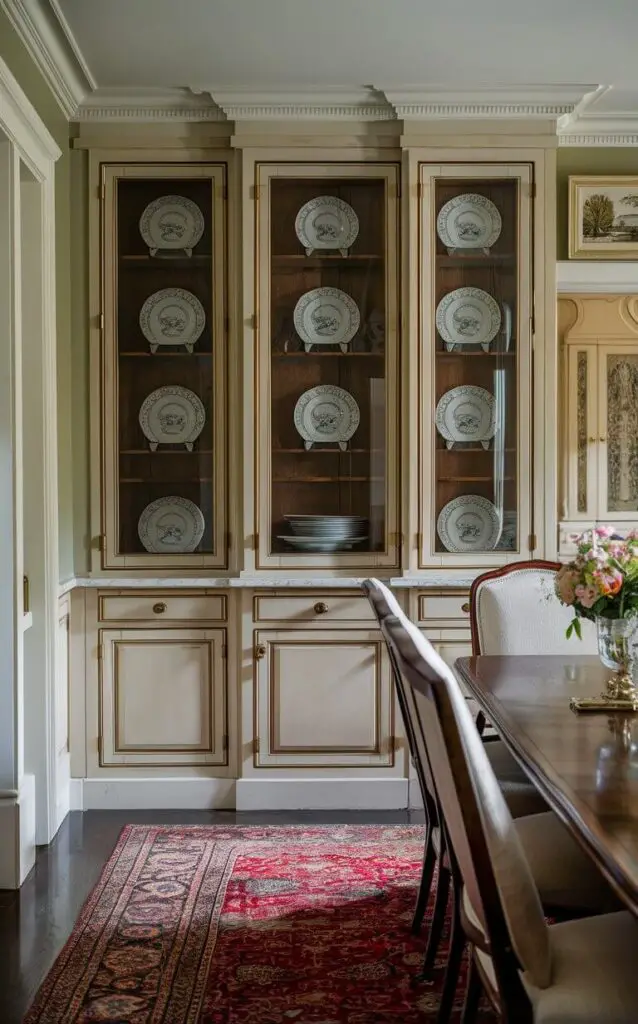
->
24, 824, 494, 1023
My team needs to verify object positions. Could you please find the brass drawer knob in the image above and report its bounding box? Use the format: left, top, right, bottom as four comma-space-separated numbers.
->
461, 602, 470, 614
153, 602, 167, 614
314, 601, 329, 615
255, 643, 267, 659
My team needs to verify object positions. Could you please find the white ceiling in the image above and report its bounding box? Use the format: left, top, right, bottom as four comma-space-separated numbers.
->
55, 0, 638, 90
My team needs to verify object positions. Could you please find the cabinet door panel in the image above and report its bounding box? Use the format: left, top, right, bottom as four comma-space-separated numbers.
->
566, 345, 598, 520
99, 628, 226, 766
599, 347, 638, 519
419, 164, 533, 567
254, 629, 393, 767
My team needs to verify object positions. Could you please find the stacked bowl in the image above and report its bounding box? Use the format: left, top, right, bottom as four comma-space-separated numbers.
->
280, 515, 369, 552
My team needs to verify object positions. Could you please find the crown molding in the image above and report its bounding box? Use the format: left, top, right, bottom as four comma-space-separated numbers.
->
379, 84, 596, 120
194, 86, 394, 121
77, 87, 225, 122
0, 0, 94, 118
0, 53, 61, 164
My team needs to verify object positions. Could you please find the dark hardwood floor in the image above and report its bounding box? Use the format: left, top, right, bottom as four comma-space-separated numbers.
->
0, 808, 421, 1023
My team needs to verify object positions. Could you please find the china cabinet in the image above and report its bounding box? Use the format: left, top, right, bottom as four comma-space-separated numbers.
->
97, 164, 227, 570
560, 295, 638, 547
70, 124, 556, 811
250, 162, 400, 570
417, 163, 534, 568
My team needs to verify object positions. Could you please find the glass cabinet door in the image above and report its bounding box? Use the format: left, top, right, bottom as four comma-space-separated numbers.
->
100, 165, 227, 568
255, 164, 399, 568
419, 164, 533, 565
599, 346, 638, 520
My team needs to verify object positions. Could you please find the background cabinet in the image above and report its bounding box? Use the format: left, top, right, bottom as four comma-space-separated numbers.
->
561, 296, 638, 547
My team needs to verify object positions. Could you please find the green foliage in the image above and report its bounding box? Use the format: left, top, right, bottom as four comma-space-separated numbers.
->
582, 194, 614, 237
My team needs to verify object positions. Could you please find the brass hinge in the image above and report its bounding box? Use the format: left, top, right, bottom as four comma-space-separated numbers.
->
250, 313, 257, 330
251, 533, 259, 551
98, 184, 105, 200
99, 312, 104, 331
97, 734, 102, 760
530, 311, 535, 335
97, 643, 104, 660
528, 533, 537, 552
97, 533, 106, 552
221, 644, 227, 658
249, 184, 258, 200
23, 575, 30, 615
253, 737, 260, 754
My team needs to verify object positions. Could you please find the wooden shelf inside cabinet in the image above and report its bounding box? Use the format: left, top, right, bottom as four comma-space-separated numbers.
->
273, 476, 384, 483
120, 477, 213, 483
435, 254, 516, 268
272, 351, 382, 359
120, 254, 213, 266
272, 254, 383, 266
120, 449, 213, 456
119, 352, 213, 359
436, 446, 516, 454
437, 476, 515, 482
435, 350, 516, 359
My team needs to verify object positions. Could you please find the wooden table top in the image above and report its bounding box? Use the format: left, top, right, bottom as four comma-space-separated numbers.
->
455, 654, 638, 914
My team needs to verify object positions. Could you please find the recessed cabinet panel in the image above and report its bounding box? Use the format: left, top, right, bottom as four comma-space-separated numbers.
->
254, 163, 399, 569
254, 629, 394, 767
100, 165, 227, 569
601, 350, 638, 518
419, 164, 533, 567
99, 628, 227, 766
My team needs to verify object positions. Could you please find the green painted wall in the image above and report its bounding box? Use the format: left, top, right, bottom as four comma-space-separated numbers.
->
557, 147, 638, 258
0, 9, 73, 580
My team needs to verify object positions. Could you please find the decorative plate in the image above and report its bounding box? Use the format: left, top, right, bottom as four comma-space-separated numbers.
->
138, 386, 205, 451
139, 288, 206, 353
293, 287, 360, 352
435, 287, 501, 352
138, 195, 204, 256
435, 386, 497, 449
437, 495, 501, 553
138, 496, 205, 554
278, 535, 368, 552
293, 385, 360, 451
294, 195, 359, 255
436, 193, 502, 250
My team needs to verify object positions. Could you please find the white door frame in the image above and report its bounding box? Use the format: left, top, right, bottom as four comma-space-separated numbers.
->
0, 56, 61, 886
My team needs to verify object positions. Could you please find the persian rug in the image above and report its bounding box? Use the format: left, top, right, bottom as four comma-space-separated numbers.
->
24, 824, 494, 1023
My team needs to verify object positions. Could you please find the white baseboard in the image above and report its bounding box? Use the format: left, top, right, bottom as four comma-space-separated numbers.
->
70, 777, 236, 810
236, 778, 408, 811
408, 777, 424, 810
0, 774, 36, 888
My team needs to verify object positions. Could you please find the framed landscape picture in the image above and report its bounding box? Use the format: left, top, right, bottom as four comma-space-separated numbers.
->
569, 176, 638, 259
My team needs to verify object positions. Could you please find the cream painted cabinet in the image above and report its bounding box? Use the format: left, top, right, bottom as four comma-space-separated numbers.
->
561, 296, 638, 542
416, 163, 535, 568
246, 161, 400, 571
98, 628, 227, 767
252, 628, 395, 768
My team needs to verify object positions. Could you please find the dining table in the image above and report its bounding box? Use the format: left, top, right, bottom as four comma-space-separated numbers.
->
455, 654, 638, 915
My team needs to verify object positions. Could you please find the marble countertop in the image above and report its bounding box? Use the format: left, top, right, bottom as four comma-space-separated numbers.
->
59, 574, 475, 595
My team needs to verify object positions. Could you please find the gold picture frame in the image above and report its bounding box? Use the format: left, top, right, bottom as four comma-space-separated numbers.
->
569, 175, 638, 259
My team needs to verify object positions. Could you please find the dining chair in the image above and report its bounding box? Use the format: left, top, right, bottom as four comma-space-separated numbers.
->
382, 611, 633, 1024
469, 560, 598, 733
363, 578, 545, 999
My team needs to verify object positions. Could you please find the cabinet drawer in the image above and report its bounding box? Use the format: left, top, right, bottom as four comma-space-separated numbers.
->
98, 592, 227, 623
253, 593, 375, 624
417, 591, 471, 625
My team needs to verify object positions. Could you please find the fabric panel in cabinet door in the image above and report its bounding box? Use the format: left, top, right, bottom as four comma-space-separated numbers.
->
599, 347, 638, 519
253, 629, 394, 768
99, 628, 227, 767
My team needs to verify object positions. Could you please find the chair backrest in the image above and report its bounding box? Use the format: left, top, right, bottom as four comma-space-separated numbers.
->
361, 579, 439, 817
381, 607, 553, 997
470, 560, 597, 656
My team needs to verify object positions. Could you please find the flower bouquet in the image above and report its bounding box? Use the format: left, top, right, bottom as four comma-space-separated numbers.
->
555, 526, 638, 704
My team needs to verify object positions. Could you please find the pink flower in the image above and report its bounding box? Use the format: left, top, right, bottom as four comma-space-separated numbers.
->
575, 583, 599, 609
595, 525, 615, 538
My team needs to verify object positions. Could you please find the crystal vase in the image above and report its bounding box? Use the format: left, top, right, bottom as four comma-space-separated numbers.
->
596, 616, 638, 703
